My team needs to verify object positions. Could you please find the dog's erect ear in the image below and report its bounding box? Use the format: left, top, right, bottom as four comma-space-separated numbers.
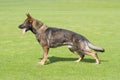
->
26, 13, 32, 18
26, 13, 33, 23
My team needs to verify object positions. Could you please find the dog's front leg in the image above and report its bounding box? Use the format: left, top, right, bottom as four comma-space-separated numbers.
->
38, 46, 49, 65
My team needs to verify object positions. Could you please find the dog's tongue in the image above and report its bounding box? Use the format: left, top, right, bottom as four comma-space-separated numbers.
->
22, 28, 26, 35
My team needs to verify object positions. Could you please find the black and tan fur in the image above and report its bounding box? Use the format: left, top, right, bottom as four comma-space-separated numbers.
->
18, 14, 105, 65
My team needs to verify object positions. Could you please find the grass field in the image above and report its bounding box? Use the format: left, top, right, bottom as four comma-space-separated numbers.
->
0, 0, 120, 80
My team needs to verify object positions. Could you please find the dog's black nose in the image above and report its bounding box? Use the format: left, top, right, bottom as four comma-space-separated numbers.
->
18, 25, 22, 29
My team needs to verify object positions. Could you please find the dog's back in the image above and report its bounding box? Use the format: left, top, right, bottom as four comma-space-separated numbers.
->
45, 27, 88, 48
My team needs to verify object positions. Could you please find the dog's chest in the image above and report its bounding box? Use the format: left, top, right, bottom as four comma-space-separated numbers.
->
36, 32, 47, 46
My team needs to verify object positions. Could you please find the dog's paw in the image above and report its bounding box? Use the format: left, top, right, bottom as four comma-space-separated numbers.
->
38, 61, 45, 65
96, 62, 101, 64
74, 60, 80, 62
74, 58, 82, 62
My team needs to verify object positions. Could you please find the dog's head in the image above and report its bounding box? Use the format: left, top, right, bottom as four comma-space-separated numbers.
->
18, 13, 44, 34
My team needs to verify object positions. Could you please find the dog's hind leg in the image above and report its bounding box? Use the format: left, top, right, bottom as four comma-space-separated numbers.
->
38, 46, 49, 65
85, 51, 100, 64
68, 46, 84, 62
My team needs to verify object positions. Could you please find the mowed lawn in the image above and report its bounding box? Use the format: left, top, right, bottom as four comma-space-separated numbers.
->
0, 0, 120, 80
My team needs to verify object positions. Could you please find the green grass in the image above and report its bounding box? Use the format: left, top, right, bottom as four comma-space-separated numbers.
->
0, 0, 120, 80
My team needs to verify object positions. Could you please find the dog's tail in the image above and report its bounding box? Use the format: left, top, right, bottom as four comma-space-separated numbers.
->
87, 42, 105, 52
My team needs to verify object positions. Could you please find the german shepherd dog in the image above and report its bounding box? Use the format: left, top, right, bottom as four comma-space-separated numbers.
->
18, 14, 105, 65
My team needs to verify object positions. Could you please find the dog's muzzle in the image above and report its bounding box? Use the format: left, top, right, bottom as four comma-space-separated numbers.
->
18, 25, 27, 35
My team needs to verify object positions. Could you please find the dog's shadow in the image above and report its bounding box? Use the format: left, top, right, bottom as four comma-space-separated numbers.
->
47, 56, 107, 64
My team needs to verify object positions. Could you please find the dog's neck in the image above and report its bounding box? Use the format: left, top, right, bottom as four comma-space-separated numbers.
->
30, 20, 48, 34
37, 24, 48, 34
31, 24, 48, 34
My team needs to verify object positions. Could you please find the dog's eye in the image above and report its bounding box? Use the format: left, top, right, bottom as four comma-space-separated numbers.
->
26, 21, 30, 24
26, 22, 32, 27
